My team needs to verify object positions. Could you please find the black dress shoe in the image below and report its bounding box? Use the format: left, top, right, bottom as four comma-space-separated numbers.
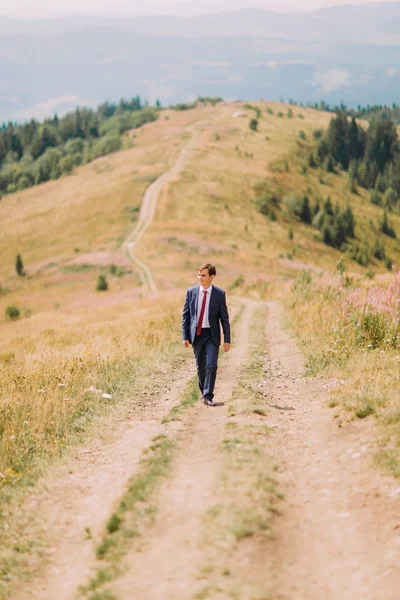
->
204, 398, 216, 406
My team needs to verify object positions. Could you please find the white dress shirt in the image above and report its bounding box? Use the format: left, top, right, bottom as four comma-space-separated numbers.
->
197, 284, 213, 328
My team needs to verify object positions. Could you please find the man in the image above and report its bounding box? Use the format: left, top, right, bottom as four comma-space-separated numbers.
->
182, 263, 231, 406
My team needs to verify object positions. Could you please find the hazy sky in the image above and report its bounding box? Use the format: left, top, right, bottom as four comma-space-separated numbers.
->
0, 0, 394, 18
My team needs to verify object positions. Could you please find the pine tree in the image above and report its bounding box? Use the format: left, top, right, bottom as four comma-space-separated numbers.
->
308, 153, 317, 168
380, 209, 396, 238
332, 213, 347, 248
313, 200, 320, 216
15, 254, 24, 277
321, 224, 334, 247
342, 205, 355, 238
323, 197, 334, 216
300, 196, 312, 223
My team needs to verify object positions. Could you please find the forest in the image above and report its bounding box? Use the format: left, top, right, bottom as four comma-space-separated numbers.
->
0, 96, 158, 196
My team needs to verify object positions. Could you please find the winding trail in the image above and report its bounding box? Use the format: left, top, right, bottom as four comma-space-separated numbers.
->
122, 127, 200, 295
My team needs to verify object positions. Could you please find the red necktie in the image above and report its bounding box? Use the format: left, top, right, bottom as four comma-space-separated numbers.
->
196, 290, 208, 336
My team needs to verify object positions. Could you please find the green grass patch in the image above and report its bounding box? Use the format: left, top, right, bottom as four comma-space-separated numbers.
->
355, 404, 375, 419
79, 370, 202, 598
79, 434, 175, 598
161, 376, 199, 423
62, 264, 97, 273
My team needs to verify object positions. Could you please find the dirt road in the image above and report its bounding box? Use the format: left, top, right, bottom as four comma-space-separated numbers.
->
13, 299, 400, 600
122, 127, 201, 295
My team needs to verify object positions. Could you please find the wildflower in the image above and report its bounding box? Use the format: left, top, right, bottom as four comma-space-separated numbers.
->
9, 435, 16, 441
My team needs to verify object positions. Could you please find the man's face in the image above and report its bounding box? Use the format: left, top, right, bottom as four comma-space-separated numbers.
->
198, 269, 214, 288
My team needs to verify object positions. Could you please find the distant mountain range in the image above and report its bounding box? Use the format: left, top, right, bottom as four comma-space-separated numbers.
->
1, 3, 400, 122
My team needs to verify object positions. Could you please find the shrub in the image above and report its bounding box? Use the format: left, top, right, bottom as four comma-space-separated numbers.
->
249, 119, 258, 131
349, 245, 369, 266
312, 128, 323, 140
170, 102, 197, 110
5, 306, 20, 320
283, 194, 302, 218
384, 256, 393, 270
96, 275, 108, 291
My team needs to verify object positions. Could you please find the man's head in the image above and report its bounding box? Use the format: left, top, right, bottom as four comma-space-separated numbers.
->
198, 263, 216, 288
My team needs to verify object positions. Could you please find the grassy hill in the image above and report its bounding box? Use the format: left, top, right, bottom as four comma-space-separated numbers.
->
2, 100, 400, 326
1, 100, 400, 596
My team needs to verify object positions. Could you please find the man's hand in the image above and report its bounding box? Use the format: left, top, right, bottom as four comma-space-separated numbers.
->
182, 340, 190, 348
224, 343, 231, 353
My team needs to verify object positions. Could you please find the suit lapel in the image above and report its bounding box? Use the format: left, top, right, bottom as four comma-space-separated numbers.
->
208, 286, 215, 318
192, 286, 199, 314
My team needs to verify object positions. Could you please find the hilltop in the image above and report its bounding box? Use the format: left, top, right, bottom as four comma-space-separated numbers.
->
1, 101, 399, 313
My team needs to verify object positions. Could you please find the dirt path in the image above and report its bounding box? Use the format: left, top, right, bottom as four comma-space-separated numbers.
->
122, 127, 201, 295
264, 301, 400, 600
12, 359, 196, 600
111, 300, 255, 600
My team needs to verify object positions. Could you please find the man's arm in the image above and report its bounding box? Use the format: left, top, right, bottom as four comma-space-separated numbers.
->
182, 290, 191, 345
220, 292, 231, 345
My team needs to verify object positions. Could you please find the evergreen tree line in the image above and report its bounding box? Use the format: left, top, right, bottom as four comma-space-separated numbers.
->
289, 194, 393, 268
353, 104, 400, 125
287, 98, 400, 125
287, 195, 355, 250
0, 96, 158, 196
311, 112, 400, 206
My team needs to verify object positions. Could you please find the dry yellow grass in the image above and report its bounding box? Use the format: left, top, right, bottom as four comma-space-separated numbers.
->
287, 269, 400, 477
137, 102, 400, 295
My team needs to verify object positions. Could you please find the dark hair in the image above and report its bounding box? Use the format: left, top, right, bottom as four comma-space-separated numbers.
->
199, 263, 216, 276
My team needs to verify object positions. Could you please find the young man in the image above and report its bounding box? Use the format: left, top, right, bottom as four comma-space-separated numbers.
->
182, 263, 231, 406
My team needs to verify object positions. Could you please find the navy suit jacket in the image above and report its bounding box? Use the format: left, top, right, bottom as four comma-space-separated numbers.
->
182, 285, 231, 347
